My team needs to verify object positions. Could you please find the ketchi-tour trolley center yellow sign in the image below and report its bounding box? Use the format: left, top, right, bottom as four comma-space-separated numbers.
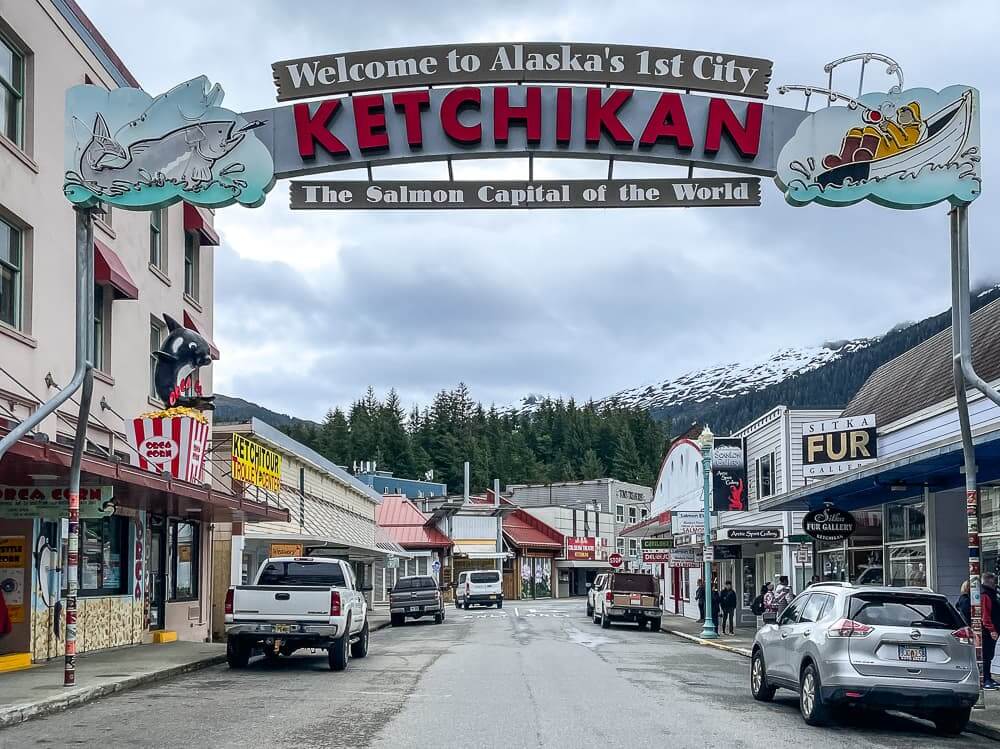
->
231, 434, 283, 493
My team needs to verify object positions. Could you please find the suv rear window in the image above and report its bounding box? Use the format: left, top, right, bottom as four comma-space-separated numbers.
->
849, 592, 964, 629
258, 561, 346, 587
470, 572, 500, 583
393, 576, 436, 591
611, 573, 657, 594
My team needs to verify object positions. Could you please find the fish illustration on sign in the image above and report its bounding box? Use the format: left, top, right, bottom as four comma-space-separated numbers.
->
64, 76, 274, 210
775, 82, 981, 209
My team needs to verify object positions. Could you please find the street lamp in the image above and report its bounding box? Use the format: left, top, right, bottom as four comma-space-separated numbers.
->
699, 425, 718, 639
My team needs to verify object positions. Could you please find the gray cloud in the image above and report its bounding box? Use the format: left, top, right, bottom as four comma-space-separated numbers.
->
80, 1, 1000, 419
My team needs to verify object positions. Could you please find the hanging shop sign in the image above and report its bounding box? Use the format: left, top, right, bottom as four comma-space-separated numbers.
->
232, 434, 283, 493
152, 315, 216, 410
269, 543, 304, 558
291, 177, 760, 210
0, 536, 25, 623
717, 527, 782, 541
126, 411, 210, 483
712, 544, 741, 560
667, 548, 702, 568
775, 85, 980, 210
640, 538, 674, 550
273, 43, 773, 101
567, 537, 597, 561
0, 486, 115, 519
803, 504, 857, 542
64, 75, 274, 210
642, 551, 671, 563
802, 414, 877, 478
671, 512, 704, 536
712, 437, 748, 512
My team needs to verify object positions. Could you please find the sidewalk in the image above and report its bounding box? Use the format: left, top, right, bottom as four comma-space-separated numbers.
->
661, 612, 1000, 741
0, 611, 392, 729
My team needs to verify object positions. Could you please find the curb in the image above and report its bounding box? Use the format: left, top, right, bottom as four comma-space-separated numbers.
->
666, 628, 1000, 742
0, 653, 226, 729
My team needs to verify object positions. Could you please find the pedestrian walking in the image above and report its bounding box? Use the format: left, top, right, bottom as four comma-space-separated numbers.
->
720, 581, 738, 635
710, 582, 721, 626
695, 578, 705, 622
754, 582, 772, 629
956, 580, 971, 627
770, 575, 794, 614
982, 573, 1000, 690
807, 574, 821, 587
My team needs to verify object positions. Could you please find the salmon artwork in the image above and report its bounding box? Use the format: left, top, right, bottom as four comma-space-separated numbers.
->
773, 54, 980, 209
64, 76, 275, 210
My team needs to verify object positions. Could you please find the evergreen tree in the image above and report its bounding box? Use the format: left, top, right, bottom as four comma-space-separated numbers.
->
612, 424, 644, 483
579, 448, 604, 480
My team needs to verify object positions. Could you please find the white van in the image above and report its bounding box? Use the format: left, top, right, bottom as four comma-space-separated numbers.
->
454, 570, 503, 609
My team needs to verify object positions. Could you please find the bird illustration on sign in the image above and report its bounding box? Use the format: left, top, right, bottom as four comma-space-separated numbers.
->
64, 76, 274, 210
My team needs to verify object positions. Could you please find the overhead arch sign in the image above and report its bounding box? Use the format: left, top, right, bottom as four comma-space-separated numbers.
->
63, 43, 980, 212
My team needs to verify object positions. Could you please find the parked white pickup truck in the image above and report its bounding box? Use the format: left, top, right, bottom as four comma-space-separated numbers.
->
224, 556, 369, 671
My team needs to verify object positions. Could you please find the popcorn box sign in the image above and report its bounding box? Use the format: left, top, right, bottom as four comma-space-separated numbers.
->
126, 415, 210, 483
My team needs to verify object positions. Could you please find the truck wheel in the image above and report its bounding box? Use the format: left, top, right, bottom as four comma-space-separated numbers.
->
390, 613, 404, 627
226, 637, 251, 669
601, 610, 611, 629
463, 600, 470, 610
497, 600, 503, 609
586, 602, 593, 617
329, 633, 350, 671
434, 611, 444, 624
648, 617, 661, 632
454, 598, 460, 610
350, 619, 369, 658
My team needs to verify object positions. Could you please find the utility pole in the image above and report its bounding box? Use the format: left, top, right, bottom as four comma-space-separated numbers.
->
699, 426, 718, 639
494, 478, 502, 573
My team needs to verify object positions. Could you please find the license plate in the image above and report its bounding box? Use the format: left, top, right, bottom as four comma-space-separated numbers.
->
407, 606, 419, 612
488, 595, 496, 600
898, 644, 927, 662
630, 595, 641, 604
274, 624, 291, 634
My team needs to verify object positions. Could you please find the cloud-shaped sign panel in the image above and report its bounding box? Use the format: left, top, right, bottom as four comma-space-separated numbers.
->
775, 86, 981, 210
64, 76, 275, 210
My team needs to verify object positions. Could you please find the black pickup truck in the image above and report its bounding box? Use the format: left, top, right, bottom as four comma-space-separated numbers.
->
389, 575, 445, 626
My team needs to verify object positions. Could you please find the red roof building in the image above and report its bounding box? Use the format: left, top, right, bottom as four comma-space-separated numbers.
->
502, 507, 564, 551
376, 495, 453, 550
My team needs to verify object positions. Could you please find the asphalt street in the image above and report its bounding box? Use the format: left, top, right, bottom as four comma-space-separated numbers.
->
0, 598, 991, 748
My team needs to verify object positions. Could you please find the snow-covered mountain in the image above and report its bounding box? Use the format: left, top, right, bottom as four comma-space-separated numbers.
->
602, 339, 877, 413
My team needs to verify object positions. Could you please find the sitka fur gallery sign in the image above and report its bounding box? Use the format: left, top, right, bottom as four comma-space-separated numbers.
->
63, 48, 980, 213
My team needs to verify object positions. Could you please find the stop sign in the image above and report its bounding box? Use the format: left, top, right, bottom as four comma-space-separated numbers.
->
609, 552, 623, 568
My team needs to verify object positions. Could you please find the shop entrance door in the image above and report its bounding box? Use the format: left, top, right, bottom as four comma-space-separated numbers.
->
147, 516, 167, 630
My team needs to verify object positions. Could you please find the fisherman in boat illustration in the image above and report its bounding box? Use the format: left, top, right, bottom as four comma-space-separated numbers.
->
774, 53, 981, 209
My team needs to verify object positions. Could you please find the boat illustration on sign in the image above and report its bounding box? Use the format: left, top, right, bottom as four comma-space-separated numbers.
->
774, 55, 980, 209
64, 76, 275, 210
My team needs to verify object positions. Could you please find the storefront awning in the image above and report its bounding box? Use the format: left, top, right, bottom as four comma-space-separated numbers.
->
619, 511, 673, 537
183, 202, 220, 246
182, 310, 220, 360
761, 423, 1000, 513
94, 239, 138, 300
555, 559, 612, 569
244, 530, 412, 561
452, 542, 510, 559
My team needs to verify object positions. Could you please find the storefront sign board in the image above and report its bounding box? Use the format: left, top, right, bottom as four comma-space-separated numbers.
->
0, 486, 114, 519
567, 537, 597, 561
640, 538, 674, 550
802, 414, 878, 478
802, 505, 857, 542
712, 437, 748, 512
0, 537, 25, 623
273, 43, 773, 101
642, 551, 671, 563
718, 527, 782, 541
269, 543, 304, 558
291, 178, 760, 210
712, 544, 741, 560
667, 548, 702, 568
232, 433, 283, 493
671, 512, 704, 536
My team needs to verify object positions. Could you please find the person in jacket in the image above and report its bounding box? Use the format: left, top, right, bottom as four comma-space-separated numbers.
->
695, 578, 705, 622
719, 581, 738, 635
770, 576, 794, 614
756, 582, 773, 629
957, 580, 971, 627
982, 573, 1000, 690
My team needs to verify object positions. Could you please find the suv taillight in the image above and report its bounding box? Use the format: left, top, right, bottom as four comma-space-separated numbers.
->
224, 588, 234, 615
330, 591, 342, 617
952, 626, 973, 644
827, 618, 874, 638
605, 591, 613, 603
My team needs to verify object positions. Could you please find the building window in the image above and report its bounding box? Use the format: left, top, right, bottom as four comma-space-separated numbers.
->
97, 200, 112, 228
149, 209, 164, 270
616, 538, 625, 555
756, 453, 774, 499
640, 507, 648, 520
628, 538, 638, 558
628, 506, 637, 523
92, 285, 105, 371
149, 318, 164, 398
0, 33, 24, 147
79, 517, 128, 596
169, 520, 199, 600
0, 217, 22, 329
615, 504, 624, 523
681, 571, 691, 601
184, 233, 199, 300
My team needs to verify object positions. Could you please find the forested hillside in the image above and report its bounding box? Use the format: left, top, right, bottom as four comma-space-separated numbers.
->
278, 385, 667, 493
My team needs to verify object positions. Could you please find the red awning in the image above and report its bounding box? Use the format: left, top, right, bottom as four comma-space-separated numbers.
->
94, 239, 139, 300
183, 202, 220, 246
183, 310, 220, 360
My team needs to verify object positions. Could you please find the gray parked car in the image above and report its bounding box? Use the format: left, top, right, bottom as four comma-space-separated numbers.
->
389, 575, 445, 626
750, 583, 978, 735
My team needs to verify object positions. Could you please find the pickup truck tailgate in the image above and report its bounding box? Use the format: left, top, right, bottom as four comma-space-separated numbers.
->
233, 586, 331, 621
613, 593, 657, 608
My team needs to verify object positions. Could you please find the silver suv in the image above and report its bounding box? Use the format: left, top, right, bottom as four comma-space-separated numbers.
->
750, 583, 978, 735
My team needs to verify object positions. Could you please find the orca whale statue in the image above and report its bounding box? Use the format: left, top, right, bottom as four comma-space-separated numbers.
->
153, 314, 215, 410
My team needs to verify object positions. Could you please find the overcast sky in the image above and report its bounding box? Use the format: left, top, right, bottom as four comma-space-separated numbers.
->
80, 1, 998, 421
